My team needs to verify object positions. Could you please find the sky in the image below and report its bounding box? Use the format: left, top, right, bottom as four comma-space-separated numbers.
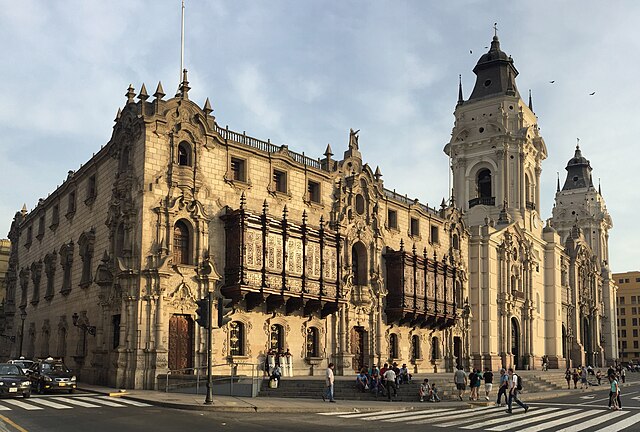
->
0, 0, 638, 272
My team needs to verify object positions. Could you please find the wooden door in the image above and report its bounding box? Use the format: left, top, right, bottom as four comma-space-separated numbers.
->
351, 327, 366, 372
168, 314, 194, 372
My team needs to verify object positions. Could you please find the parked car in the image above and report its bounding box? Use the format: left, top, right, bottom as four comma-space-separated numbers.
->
8, 358, 35, 374
0, 363, 31, 398
27, 358, 76, 394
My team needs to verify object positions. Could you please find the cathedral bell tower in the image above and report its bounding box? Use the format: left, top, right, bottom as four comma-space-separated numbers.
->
444, 35, 548, 229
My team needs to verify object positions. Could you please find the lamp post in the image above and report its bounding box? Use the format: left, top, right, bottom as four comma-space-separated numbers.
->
18, 309, 27, 358
72, 312, 96, 359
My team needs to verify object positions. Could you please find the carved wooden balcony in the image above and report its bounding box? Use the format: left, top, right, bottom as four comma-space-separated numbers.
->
384, 243, 459, 330
221, 201, 344, 318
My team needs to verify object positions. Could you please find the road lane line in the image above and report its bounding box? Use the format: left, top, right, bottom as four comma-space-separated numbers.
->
317, 411, 360, 416
555, 410, 629, 432
406, 406, 504, 425
436, 409, 509, 427
0, 414, 29, 432
497, 409, 601, 432
2, 400, 43, 410
61, 398, 101, 408
338, 409, 406, 418
0, 404, 11, 411
97, 397, 151, 407
362, 408, 454, 421
460, 407, 559, 429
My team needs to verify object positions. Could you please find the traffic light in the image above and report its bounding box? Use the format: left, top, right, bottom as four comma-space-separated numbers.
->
195, 297, 210, 329
218, 296, 234, 328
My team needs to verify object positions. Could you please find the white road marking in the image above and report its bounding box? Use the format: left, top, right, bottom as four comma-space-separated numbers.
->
361, 408, 452, 421
75, 397, 125, 407
436, 408, 510, 427
555, 410, 629, 432
404, 406, 504, 425
460, 407, 559, 429
338, 409, 406, 418
500, 409, 602, 432
383, 408, 461, 423
317, 411, 359, 416
595, 412, 640, 432
2, 400, 42, 410
28, 398, 73, 409
101, 397, 151, 407
61, 398, 101, 407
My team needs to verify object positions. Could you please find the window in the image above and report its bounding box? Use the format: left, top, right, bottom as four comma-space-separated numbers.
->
633, 318, 638, 327
619, 279, 624, 283
621, 330, 627, 338
306, 327, 319, 358
307, 180, 320, 203
44, 252, 57, 301
632, 296, 637, 304
620, 308, 626, 316
229, 321, 245, 356
622, 341, 628, 350
37, 215, 45, 240
636, 278, 640, 283
621, 319, 627, 326
51, 204, 59, 229
119, 147, 130, 172
178, 141, 191, 166
477, 169, 492, 198
620, 297, 626, 305
273, 169, 287, 193
452, 233, 459, 250
389, 333, 399, 359
78, 230, 95, 288
410, 217, 419, 237
411, 335, 421, 360
269, 324, 284, 352
230, 157, 246, 182
30, 261, 42, 305
626, 278, 630, 283
173, 220, 191, 265
633, 307, 637, 315
25, 226, 33, 248
59, 242, 74, 296
431, 337, 440, 360
115, 224, 125, 257
387, 209, 398, 229
430, 225, 439, 244
67, 191, 76, 216
86, 174, 97, 204
352, 242, 367, 286
112, 314, 121, 349
634, 341, 639, 350
355, 194, 365, 215
633, 329, 638, 338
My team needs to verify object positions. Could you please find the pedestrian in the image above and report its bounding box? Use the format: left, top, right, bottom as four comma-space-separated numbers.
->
596, 370, 602, 386
581, 366, 588, 390
430, 383, 441, 402
505, 367, 529, 414
621, 367, 626, 384
383, 366, 398, 401
270, 364, 282, 388
608, 374, 620, 411
356, 368, 369, 392
496, 368, 508, 406
564, 368, 572, 389
572, 368, 579, 389
322, 362, 336, 402
475, 368, 483, 400
419, 378, 430, 402
469, 369, 478, 400
399, 363, 412, 384
484, 368, 494, 401
454, 365, 467, 401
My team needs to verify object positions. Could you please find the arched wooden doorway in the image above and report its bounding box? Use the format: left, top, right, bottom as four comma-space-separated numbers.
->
583, 318, 592, 366
453, 336, 463, 368
511, 317, 520, 370
351, 326, 367, 372
168, 314, 194, 371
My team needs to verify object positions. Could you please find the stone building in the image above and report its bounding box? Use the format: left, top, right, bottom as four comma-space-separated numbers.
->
445, 35, 616, 371
612, 271, 640, 362
4, 34, 617, 389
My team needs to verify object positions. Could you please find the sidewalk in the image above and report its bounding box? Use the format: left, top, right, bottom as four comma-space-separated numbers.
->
77, 377, 632, 413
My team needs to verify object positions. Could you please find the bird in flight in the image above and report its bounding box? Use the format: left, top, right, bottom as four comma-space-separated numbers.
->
589, 92, 596, 96
549, 80, 555, 83
470, 50, 473, 54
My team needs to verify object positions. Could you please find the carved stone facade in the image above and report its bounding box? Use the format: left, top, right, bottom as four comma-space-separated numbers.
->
6, 74, 469, 388
445, 35, 616, 371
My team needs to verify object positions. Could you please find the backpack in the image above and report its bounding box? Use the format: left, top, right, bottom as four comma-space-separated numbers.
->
516, 374, 523, 391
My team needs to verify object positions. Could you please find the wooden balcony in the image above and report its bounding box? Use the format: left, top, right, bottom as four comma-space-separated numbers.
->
221, 204, 344, 318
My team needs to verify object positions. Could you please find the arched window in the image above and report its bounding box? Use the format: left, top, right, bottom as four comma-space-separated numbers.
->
525, 175, 532, 202
119, 147, 130, 172
510, 275, 517, 294
306, 327, 319, 358
115, 224, 125, 257
411, 335, 421, 360
389, 333, 399, 360
455, 281, 463, 307
270, 324, 284, 352
352, 242, 367, 286
477, 169, 492, 198
178, 141, 191, 166
173, 220, 191, 265
431, 336, 440, 360
229, 321, 245, 356
452, 233, 460, 250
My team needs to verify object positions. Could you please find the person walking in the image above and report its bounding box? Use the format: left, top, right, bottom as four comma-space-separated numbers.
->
621, 367, 626, 384
506, 367, 529, 414
564, 368, 572, 389
608, 374, 620, 410
581, 366, 588, 390
322, 362, 336, 403
469, 369, 478, 401
496, 368, 508, 406
484, 368, 494, 401
454, 365, 467, 401
383, 366, 398, 401
572, 368, 579, 389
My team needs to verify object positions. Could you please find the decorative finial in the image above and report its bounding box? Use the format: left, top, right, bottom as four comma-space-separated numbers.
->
178, 69, 190, 99
324, 143, 333, 158
457, 74, 464, 106
374, 166, 382, 180
556, 172, 560, 192
203, 97, 213, 116
319, 215, 324, 229
282, 205, 288, 220
115, 108, 122, 122
21, 204, 27, 216
440, 198, 447, 209
576, 137, 580, 149
412, 243, 417, 255
528, 89, 533, 112
598, 178, 602, 195
138, 83, 149, 102
399, 239, 404, 251
126, 84, 136, 104
239, 191, 246, 210
154, 81, 165, 100
302, 210, 307, 225
262, 199, 268, 215
493, 22, 498, 38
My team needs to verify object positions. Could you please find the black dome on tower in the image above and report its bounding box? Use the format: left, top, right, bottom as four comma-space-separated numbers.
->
562, 145, 594, 191
467, 36, 520, 102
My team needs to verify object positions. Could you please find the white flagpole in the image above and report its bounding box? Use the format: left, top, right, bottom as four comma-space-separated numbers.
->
180, 0, 185, 80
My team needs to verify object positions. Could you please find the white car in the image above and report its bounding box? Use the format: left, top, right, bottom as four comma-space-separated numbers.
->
8, 359, 35, 375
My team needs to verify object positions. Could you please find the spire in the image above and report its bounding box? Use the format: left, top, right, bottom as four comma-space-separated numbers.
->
324, 143, 333, 158
556, 172, 560, 192
374, 166, 382, 181
468, 32, 519, 101
203, 97, 213, 116
138, 83, 149, 102
154, 81, 166, 100
561, 139, 593, 191
21, 204, 27, 216
114, 108, 122, 122
457, 74, 464, 105
528, 89, 533, 112
598, 178, 602, 195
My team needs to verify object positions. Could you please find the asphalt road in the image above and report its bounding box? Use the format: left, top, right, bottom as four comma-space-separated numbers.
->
1, 383, 639, 432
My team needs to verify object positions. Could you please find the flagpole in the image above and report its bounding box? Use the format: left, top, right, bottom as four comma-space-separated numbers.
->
180, 0, 185, 79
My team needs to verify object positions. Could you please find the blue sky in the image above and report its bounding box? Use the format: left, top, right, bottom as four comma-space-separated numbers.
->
1, 1, 638, 272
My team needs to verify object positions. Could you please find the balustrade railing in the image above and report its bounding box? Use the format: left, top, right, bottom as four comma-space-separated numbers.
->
468, 197, 496, 208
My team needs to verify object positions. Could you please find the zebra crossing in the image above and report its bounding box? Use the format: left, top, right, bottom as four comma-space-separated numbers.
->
318, 404, 640, 431
0, 395, 152, 411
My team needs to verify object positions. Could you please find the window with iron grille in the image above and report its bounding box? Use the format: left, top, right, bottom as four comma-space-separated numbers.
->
231, 157, 246, 182
173, 220, 191, 265
229, 321, 245, 356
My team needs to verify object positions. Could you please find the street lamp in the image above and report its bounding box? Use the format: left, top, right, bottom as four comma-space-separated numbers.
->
18, 309, 27, 358
71, 313, 96, 336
